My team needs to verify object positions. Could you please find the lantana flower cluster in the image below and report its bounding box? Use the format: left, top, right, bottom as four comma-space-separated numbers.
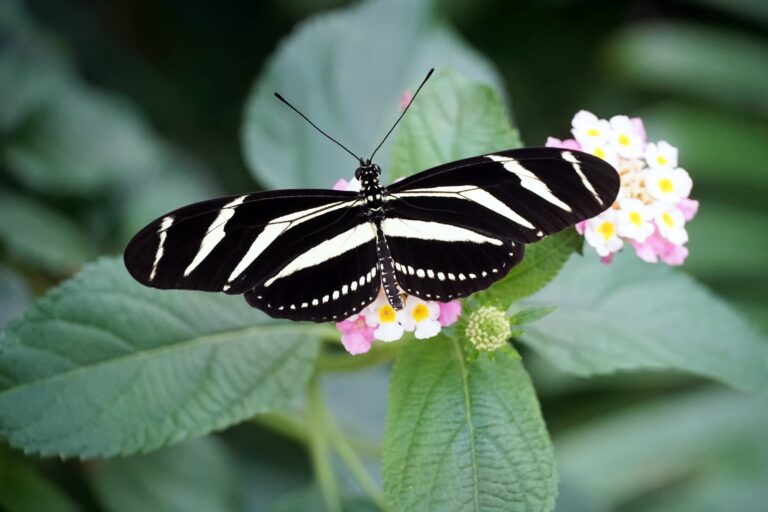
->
337, 292, 462, 355
332, 177, 462, 355
547, 111, 699, 265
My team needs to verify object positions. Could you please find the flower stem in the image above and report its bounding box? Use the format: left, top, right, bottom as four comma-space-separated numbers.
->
305, 376, 388, 511
255, 411, 381, 458
324, 408, 388, 511
306, 377, 342, 512
255, 411, 306, 444
316, 337, 407, 373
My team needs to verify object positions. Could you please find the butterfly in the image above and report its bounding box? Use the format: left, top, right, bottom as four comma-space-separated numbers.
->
124, 70, 620, 323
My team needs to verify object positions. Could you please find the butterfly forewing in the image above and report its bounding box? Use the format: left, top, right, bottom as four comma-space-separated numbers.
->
382, 148, 619, 300
124, 189, 361, 298
386, 147, 619, 242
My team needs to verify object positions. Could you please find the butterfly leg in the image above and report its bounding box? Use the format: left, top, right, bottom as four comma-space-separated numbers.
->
375, 223, 404, 310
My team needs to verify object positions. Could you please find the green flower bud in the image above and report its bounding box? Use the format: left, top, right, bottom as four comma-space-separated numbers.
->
465, 306, 510, 352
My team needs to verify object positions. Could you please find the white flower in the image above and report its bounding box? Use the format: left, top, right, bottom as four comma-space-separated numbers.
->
645, 141, 678, 171
400, 296, 441, 339
581, 140, 619, 168
645, 167, 693, 204
584, 209, 623, 257
654, 204, 688, 245
617, 197, 654, 243
364, 292, 404, 342
609, 115, 644, 159
571, 110, 611, 146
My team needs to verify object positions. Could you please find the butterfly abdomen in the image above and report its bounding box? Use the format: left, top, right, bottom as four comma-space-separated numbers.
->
374, 223, 404, 310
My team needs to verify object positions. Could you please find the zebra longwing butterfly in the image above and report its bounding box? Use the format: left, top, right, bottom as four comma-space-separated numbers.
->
124, 70, 620, 323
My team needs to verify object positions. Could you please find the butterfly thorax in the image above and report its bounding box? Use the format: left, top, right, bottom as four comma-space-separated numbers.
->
356, 163, 384, 217
355, 163, 403, 309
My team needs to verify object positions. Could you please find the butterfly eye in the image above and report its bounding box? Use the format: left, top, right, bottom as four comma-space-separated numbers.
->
354, 167, 364, 180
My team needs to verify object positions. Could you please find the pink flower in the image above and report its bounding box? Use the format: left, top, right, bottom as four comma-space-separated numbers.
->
399, 90, 413, 111
660, 243, 688, 265
332, 178, 349, 191
575, 220, 587, 235
630, 117, 647, 145
336, 314, 375, 355
677, 198, 699, 221
630, 228, 689, 266
600, 254, 614, 264
332, 177, 361, 192
438, 300, 462, 326
545, 137, 581, 150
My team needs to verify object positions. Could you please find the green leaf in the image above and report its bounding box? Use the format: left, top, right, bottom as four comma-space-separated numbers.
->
90, 436, 239, 512
604, 23, 768, 115
0, 190, 93, 274
638, 104, 768, 306
683, 201, 768, 286
521, 253, 768, 394
0, 267, 31, 328
0, 1, 162, 197
0, 258, 321, 458
4, 87, 161, 196
388, 69, 521, 180
114, 149, 219, 245
556, 390, 768, 510
0, 40, 70, 132
383, 337, 556, 511
0, 0, 73, 130
0, 446, 81, 512
242, 0, 501, 189
641, 104, 768, 190
509, 305, 557, 327
475, 229, 583, 309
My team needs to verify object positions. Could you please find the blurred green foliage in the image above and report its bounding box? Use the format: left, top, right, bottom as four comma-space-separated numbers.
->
1, 0, 767, 510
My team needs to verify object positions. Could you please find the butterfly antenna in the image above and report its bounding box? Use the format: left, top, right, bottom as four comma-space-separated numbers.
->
369, 68, 434, 162
273, 92, 364, 164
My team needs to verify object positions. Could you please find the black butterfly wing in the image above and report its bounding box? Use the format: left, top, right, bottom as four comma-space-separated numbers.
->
124, 189, 379, 321
380, 217, 524, 301
382, 147, 619, 300
243, 221, 381, 323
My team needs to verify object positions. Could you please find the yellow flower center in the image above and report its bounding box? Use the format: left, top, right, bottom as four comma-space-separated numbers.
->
586, 128, 600, 137
593, 147, 606, 159
378, 305, 396, 323
658, 177, 674, 193
662, 212, 675, 228
412, 303, 430, 322
597, 221, 615, 241
618, 134, 631, 146
656, 155, 667, 166
629, 211, 642, 227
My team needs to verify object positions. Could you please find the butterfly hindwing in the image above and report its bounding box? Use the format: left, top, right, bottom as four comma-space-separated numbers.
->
244, 221, 380, 322
382, 217, 525, 301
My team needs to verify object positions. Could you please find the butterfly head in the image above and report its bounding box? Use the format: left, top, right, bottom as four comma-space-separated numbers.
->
355, 161, 381, 186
